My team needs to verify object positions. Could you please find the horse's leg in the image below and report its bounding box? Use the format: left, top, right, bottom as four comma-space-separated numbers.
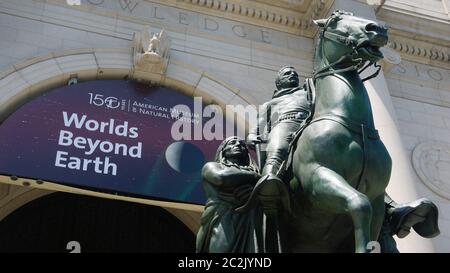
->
306, 166, 372, 253
370, 194, 385, 242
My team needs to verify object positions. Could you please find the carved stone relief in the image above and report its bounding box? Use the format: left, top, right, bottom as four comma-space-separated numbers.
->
413, 142, 450, 200
132, 26, 170, 75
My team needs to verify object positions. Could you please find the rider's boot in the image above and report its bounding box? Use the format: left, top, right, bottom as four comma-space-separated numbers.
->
261, 163, 283, 184
384, 193, 440, 238
235, 162, 290, 214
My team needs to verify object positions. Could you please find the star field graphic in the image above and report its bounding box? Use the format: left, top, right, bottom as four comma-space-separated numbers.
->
0, 80, 233, 204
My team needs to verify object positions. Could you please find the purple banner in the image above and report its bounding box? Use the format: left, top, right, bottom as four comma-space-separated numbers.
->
0, 80, 229, 204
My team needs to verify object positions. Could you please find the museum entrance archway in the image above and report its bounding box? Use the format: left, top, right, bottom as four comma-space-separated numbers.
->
0, 192, 195, 252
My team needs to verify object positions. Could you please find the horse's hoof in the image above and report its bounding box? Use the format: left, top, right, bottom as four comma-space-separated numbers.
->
411, 199, 440, 238
389, 198, 440, 239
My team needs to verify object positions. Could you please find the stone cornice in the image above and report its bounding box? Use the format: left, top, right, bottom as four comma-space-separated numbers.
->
378, 5, 450, 69
378, 1, 450, 24
148, 0, 334, 36
378, 7, 450, 44
387, 31, 450, 69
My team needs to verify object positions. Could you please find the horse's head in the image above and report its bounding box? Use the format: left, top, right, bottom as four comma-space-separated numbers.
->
314, 10, 388, 67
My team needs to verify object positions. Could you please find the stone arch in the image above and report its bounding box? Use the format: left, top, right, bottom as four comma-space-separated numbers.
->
0, 48, 250, 235
0, 48, 250, 121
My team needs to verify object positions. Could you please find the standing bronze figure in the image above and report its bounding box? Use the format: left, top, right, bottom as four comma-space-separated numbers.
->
196, 137, 262, 253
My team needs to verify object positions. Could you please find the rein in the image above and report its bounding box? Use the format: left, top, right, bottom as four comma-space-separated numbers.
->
313, 18, 381, 82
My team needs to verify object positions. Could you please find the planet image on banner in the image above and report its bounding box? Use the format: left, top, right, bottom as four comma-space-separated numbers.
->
165, 141, 205, 174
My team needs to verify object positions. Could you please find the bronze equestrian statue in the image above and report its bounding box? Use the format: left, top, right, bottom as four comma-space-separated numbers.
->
244, 63, 439, 252
198, 10, 439, 253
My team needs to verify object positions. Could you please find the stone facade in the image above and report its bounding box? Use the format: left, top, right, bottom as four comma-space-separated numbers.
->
377, 0, 450, 252
0, 0, 449, 252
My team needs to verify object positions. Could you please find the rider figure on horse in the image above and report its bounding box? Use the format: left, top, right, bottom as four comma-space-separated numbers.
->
247, 66, 311, 182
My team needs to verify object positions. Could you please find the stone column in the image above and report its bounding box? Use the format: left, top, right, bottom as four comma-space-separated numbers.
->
330, 0, 435, 252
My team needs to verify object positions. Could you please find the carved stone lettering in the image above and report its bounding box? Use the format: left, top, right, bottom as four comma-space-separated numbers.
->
118, 0, 138, 13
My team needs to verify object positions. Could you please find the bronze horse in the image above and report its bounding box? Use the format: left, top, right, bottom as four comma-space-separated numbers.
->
287, 10, 391, 253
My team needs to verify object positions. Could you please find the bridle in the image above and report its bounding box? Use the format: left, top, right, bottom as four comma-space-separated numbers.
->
313, 14, 381, 82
